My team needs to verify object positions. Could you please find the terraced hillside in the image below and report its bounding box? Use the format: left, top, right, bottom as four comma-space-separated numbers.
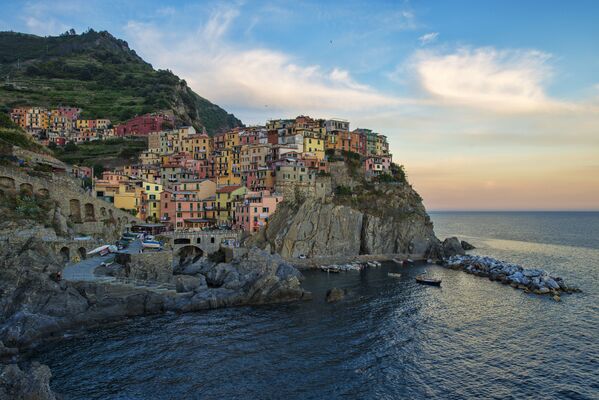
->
0, 30, 243, 134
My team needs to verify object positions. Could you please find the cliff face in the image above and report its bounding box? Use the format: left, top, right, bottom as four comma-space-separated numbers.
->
253, 162, 441, 259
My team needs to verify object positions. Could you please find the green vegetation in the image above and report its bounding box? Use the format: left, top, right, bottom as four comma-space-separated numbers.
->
374, 164, 407, 184
335, 185, 353, 196
0, 30, 242, 133
0, 122, 48, 153
52, 137, 146, 167
1, 190, 54, 223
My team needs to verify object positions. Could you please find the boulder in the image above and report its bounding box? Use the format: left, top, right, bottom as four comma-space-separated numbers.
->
174, 275, 207, 293
325, 287, 345, 303
461, 240, 476, 250
442, 237, 465, 257
0, 362, 57, 400
0, 341, 18, 360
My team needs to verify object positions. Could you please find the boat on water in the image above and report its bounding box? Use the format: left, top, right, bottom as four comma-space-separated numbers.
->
415, 274, 441, 286
388, 273, 402, 278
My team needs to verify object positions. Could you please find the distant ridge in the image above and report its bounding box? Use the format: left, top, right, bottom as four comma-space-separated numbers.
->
0, 30, 243, 134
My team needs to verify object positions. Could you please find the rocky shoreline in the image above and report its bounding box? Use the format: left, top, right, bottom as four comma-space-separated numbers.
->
443, 254, 580, 301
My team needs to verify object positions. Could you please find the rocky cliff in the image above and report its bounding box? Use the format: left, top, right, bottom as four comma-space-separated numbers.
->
252, 161, 441, 260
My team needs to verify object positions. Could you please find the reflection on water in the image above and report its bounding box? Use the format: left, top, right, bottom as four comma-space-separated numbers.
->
32, 212, 599, 399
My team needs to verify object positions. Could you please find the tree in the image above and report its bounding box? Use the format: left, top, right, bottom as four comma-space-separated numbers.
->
64, 141, 78, 152
92, 163, 104, 178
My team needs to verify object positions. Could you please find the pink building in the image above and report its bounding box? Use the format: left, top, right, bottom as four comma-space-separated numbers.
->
57, 106, 81, 120
364, 155, 392, 179
116, 113, 174, 137
160, 189, 217, 230
235, 190, 283, 232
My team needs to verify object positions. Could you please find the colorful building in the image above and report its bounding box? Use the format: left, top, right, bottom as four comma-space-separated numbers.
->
235, 190, 283, 232
216, 185, 247, 223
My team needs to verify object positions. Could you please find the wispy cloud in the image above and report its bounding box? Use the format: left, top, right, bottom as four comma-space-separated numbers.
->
411, 47, 575, 113
419, 32, 438, 45
124, 7, 405, 120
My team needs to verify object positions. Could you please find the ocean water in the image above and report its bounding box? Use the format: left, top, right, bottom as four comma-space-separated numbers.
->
33, 212, 599, 399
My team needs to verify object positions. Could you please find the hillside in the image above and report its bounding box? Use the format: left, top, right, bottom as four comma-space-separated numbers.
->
0, 30, 243, 134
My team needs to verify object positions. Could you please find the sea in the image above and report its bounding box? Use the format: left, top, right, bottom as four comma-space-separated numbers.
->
32, 212, 599, 399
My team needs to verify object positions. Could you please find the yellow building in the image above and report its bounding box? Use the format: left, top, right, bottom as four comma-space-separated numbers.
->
26, 108, 49, 130
181, 133, 213, 160
76, 119, 91, 130
216, 185, 247, 223
114, 182, 145, 218
302, 132, 325, 161
143, 181, 163, 221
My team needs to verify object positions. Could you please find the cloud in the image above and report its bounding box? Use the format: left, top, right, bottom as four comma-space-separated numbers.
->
419, 32, 438, 45
124, 7, 404, 121
22, 16, 69, 36
412, 47, 573, 113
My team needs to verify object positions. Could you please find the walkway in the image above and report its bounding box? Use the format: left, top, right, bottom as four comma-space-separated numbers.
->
63, 239, 142, 282
61, 239, 177, 294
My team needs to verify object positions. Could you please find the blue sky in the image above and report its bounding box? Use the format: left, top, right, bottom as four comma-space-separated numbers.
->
1, 0, 598, 210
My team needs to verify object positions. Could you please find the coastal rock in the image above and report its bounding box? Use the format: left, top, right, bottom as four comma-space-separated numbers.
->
443, 237, 465, 257
461, 240, 476, 250
0, 362, 57, 400
325, 288, 345, 303
173, 257, 215, 276
0, 239, 310, 347
0, 341, 18, 360
173, 275, 207, 293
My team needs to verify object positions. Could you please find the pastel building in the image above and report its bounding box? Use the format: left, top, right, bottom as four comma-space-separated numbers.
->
235, 190, 283, 232
160, 189, 217, 230
143, 181, 163, 221
364, 155, 392, 179
216, 185, 247, 223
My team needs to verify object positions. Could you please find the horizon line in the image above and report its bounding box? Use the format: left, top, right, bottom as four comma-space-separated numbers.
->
428, 209, 599, 213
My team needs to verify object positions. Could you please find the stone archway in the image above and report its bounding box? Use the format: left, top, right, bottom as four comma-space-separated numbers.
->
84, 203, 95, 222
69, 199, 81, 223
19, 183, 33, 195
176, 245, 204, 266
78, 247, 87, 260
37, 188, 50, 197
59, 247, 70, 263
0, 176, 15, 190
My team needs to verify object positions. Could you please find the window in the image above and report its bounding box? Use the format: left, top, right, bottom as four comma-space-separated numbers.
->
211, 237, 215, 243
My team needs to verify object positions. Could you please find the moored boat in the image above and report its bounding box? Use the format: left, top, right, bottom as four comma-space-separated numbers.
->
388, 273, 402, 278
142, 240, 162, 249
415, 274, 441, 286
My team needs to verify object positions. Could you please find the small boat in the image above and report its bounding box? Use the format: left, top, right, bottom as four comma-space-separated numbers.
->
142, 240, 162, 249
388, 273, 402, 278
321, 267, 340, 273
392, 258, 403, 264
416, 274, 441, 286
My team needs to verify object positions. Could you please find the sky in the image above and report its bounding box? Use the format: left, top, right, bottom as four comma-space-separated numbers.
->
1, 0, 598, 211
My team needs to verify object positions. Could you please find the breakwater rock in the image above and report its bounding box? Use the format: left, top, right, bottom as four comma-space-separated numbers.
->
444, 255, 580, 299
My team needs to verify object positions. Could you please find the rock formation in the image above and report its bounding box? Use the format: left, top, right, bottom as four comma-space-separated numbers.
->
0, 362, 57, 400
250, 162, 442, 260
0, 236, 309, 347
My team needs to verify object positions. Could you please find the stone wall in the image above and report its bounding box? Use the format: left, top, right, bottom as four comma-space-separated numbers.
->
276, 176, 332, 204
128, 252, 173, 283
0, 165, 141, 241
